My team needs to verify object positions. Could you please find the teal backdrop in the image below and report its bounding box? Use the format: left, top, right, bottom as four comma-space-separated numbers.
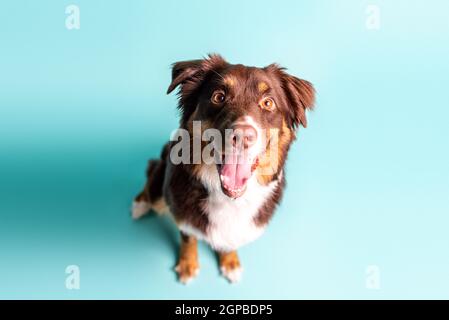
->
1, 0, 448, 299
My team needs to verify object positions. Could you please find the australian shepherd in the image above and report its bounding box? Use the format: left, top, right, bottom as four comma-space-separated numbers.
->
132, 54, 315, 284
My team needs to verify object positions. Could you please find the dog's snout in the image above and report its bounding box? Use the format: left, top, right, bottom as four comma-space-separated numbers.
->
231, 124, 258, 149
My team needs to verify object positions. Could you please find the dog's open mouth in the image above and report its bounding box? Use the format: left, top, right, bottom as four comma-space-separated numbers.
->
217, 149, 259, 199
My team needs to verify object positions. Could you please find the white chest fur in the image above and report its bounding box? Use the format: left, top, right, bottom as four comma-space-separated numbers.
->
178, 164, 279, 252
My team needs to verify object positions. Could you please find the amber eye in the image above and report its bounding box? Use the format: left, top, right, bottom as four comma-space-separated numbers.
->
211, 90, 226, 104
260, 97, 276, 111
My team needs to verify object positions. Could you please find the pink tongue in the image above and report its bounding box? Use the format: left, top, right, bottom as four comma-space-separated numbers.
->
221, 151, 252, 190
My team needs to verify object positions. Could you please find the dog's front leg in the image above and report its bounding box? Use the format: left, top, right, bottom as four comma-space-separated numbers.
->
175, 232, 199, 284
218, 250, 243, 283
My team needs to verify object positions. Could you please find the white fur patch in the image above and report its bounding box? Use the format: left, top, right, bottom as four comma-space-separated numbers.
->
131, 200, 151, 220
232, 116, 264, 160
221, 265, 243, 283
175, 265, 200, 285
179, 163, 279, 252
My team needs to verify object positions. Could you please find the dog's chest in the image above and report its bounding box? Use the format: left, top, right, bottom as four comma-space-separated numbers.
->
179, 177, 278, 252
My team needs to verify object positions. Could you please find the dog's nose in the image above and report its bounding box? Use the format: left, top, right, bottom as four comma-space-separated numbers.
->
231, 124, 258, 149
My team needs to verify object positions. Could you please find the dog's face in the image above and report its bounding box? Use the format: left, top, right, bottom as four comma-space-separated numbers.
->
167, 55, 315, 198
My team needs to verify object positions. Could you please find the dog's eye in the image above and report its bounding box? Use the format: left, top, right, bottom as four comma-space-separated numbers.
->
211, 91, 226, 104
260, 97, 276, 111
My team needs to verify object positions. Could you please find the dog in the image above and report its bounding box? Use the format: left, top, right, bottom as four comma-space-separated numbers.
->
132, 54, 315, 284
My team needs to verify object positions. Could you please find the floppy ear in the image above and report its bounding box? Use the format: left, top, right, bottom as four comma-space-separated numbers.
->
166, 59, 204, 94
167, 54, 228, 94
271, 66, 315, 129
166, 54, 228, 123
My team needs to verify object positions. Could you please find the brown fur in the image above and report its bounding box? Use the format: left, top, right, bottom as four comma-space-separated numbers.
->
134, 144, 169, 213
175, 233, 199, 283
134, 54, 315, 283
219, 251, 241, 273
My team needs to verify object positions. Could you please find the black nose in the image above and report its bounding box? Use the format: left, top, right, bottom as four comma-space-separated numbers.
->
231, 124, 258, 149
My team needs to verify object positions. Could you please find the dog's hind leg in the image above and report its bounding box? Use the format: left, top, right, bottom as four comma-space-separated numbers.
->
132, 145, 168, 219
132, 188, 153, 220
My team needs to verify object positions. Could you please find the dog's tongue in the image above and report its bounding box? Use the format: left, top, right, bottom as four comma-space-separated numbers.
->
221, 150, 252, 191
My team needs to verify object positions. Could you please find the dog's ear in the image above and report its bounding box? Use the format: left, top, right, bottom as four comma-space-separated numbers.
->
167, 54, 228, 123
269, 65, 315, 129
167, 54, 228, 94
166, 59, 204, 94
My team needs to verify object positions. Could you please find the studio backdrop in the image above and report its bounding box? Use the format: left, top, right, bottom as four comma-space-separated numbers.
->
0, 0, 448, 299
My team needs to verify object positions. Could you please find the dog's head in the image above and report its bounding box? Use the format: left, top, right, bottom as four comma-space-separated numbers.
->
167, 54, 315, 198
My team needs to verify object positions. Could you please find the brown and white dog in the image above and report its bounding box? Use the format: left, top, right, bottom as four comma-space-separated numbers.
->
132, 54, 315, 284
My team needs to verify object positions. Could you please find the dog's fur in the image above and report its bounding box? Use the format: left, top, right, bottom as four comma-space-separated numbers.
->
133, 54, 315, 283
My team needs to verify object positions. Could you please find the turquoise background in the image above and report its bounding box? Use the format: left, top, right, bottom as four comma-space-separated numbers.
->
1, 0, 448, 299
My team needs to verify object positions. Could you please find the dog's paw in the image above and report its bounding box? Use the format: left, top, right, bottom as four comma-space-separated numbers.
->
131, 200, 151, 220
219, 251, 242, 283
221, 264, 243, 283
175, 259, 200, 285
